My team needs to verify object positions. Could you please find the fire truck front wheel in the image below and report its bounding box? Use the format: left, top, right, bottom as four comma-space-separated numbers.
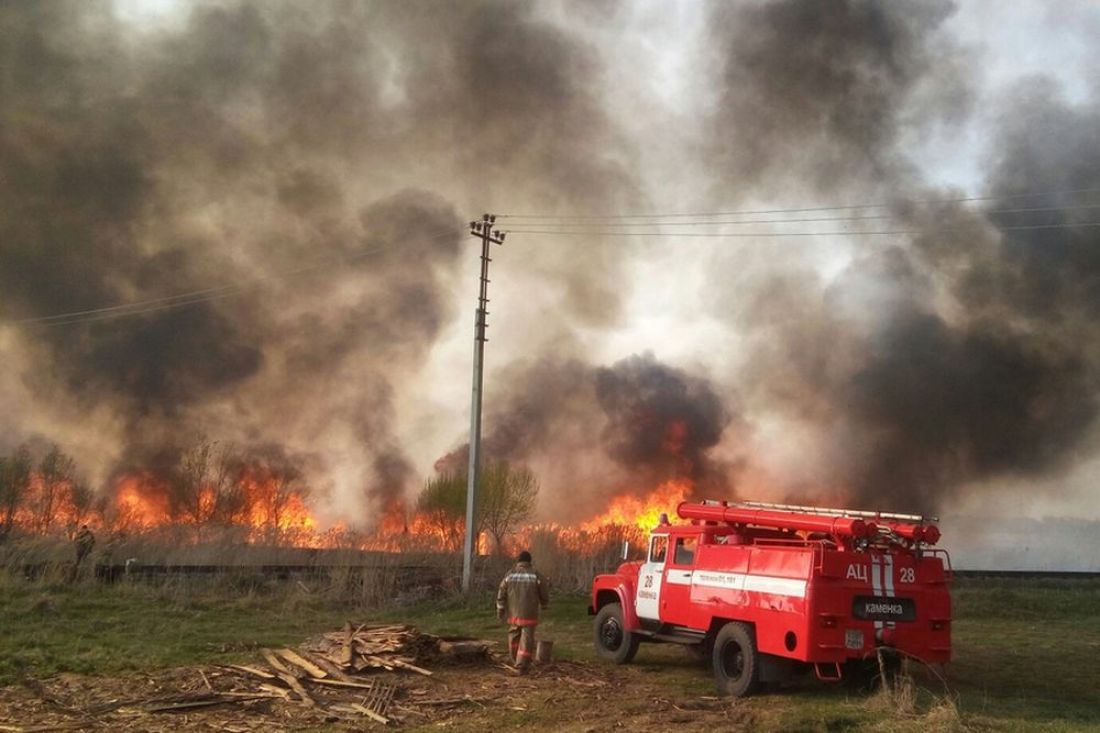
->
593, 602, 640, 664
712, 622, 760, 697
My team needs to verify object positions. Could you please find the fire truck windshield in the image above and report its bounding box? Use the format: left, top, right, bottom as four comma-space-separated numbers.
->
649, 535, 668, 563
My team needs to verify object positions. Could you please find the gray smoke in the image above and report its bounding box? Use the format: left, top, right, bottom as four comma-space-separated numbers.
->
706, 1, 1100, 513
0, 0, 641, 521
435, 352, 741, 520
707, 0, 969, 198
5, 0, 1099, 528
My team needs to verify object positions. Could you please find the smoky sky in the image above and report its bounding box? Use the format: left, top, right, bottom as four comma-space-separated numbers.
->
708, 0, 969, 198
2, 0, 1100, 524
0, 0, 642, 520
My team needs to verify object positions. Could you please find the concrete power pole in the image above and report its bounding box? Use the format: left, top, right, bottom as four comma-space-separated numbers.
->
462, 214, 505, 592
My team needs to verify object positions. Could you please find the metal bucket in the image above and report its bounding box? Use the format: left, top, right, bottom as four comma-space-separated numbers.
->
535, 639, 553, 664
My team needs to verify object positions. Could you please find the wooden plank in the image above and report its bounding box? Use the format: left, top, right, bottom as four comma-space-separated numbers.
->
274, 671, 315, 707
146, 696, 241, 713
262, 649, 294, 676
308, 652, 357, 682
276, 648, 328, 679
307, 677, 376, 691
361, 655, 395, 671
439, 641, 490, 656
225, 664, 276, 680
416, 696, 492, 706
389, 658, 433, 677
350, 702, 390, 724
340, 621, 354, 666
258, 683, 292, 700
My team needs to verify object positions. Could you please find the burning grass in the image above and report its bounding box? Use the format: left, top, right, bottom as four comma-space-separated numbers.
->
5, 459, 691, 559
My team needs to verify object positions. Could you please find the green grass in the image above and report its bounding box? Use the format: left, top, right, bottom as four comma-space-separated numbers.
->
0, 575, 352, 682
2, 573, 1098, 731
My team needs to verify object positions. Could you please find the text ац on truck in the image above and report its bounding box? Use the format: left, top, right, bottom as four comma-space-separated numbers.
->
589, 499, 951, 697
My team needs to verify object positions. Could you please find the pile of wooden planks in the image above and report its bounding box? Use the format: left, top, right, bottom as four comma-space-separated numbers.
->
212, 622, 491, 724
308, 623, 437, 675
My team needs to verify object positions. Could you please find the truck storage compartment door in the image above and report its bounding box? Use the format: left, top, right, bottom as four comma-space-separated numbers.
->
636, 533, 668, 621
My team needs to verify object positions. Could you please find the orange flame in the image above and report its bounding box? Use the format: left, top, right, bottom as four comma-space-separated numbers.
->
579, 478, 692, 533
12, 463, 704, 557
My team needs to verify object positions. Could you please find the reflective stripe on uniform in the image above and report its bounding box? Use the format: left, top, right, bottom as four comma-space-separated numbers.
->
507, 572, 539, 583
509, 617, 539, 626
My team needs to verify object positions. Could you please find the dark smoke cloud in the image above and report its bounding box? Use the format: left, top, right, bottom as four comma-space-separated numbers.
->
0, 0, 640, 521
436, 353, 741, 518
595, 354, 732, 487
6, 0, 1097, 528
707, 0, 969, 197
705, 1, 1100, 513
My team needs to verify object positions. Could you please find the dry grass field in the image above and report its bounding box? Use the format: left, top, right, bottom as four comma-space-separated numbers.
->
1, 571, 1098, 731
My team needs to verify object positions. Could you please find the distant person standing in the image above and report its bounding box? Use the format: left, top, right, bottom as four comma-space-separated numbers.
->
496, 550, 550, 673
74, 524, 95, 566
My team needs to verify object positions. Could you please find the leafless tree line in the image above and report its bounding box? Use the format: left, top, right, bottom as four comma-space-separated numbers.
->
0, 440, 306, 543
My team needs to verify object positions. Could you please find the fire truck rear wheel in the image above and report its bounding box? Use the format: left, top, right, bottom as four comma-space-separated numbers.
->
712, 622, 760, 697
593, 602, 640, 664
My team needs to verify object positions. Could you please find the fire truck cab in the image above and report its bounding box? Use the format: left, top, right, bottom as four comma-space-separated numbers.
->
589, 500, 951, 696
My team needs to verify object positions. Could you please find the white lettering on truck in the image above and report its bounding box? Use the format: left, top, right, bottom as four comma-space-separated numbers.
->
846, 563, 868, 582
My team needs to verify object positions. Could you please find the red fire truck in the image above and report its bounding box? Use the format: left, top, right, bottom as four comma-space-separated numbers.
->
589, 500, 951, 696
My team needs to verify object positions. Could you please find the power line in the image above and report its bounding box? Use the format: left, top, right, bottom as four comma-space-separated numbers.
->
498, 203, 1100, 230
503, 221, 1100, 237
12, 228, 462, 328
496, 186, 1100, 220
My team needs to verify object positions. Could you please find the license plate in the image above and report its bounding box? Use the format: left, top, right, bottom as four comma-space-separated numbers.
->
852, 596, 917, 621
844, 629, 864, 650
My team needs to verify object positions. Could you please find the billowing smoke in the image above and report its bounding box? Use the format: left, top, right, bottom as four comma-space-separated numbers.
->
4, 0, 1100, 529
707, 0, 970, 198
435, 352, 740, 520
595, 354, 731, 487
705, 1, 1100, 513
0, 0, 641, 522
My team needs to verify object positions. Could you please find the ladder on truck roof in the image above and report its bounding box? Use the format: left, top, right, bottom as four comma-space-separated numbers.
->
709, 499, 937, 524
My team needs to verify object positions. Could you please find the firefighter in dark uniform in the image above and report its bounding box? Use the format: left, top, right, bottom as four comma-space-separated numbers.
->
74, 524, 95, 565
496, 550, 550, 673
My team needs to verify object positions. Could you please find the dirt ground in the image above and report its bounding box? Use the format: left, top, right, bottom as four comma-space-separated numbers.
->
0, 655, 753, 733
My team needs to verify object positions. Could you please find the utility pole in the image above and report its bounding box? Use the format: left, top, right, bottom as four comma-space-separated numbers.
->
463, 213, 505, 592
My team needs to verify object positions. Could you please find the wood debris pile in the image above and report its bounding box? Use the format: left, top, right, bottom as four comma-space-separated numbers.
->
305, 622, 490, 674
0, 623, 496, 731
203, 622, 494, 725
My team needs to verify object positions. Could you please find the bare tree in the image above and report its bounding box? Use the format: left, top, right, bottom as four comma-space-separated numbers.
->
168, 440, 245, 536
415, 472, 467, 552
69, 480, 95, 526
0, 447, 32, 539
247, 459, 304, 544
208, 445, 246, 525
478, 461, 539, 555
168, 441, 212, 525
32, 446, 74, 534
